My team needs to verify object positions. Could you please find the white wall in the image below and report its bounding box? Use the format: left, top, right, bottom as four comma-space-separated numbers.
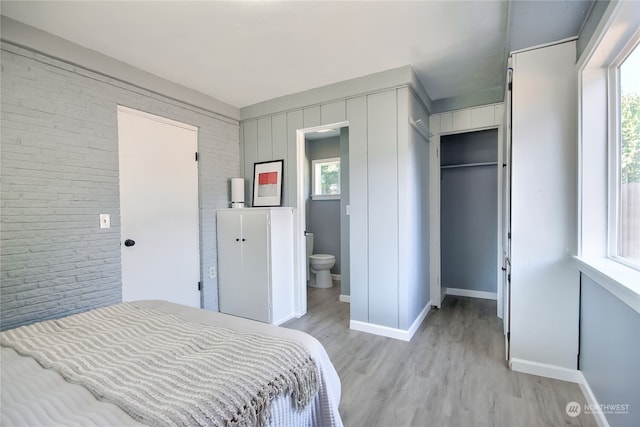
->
510, 41, 579, 372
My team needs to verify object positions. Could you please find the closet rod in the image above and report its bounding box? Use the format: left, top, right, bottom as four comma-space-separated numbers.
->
441, 161, 498, 170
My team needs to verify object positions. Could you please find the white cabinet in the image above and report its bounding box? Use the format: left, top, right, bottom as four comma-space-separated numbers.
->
508, 41, 578, 371
216, 208, 294, 324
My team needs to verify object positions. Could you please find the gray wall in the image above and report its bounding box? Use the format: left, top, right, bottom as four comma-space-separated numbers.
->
306, 135, 341, 274
0, 42, 239, 330
240, 83, 431, 331
580, 273, 640, 427
577, 1, 610, 62
441, 130, 498, 293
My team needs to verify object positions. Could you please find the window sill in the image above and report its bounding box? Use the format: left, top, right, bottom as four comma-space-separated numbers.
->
311, 195, 340, 201
573, 256, 640, 314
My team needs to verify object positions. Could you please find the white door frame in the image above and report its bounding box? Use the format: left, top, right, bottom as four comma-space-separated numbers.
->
294, 121, 349, 317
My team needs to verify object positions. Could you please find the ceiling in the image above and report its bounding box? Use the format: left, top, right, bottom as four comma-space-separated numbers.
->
0, 1, 594, 111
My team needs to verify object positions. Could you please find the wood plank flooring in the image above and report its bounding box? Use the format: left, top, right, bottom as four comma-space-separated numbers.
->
283, 286, 597, 427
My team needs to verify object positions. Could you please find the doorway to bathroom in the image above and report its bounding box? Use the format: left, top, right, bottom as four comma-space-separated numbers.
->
295, 123, 350, 312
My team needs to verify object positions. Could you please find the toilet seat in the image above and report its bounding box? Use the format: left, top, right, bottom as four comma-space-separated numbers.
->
310, 254, 335, 262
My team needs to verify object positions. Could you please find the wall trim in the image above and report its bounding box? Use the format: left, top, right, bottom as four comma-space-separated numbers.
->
510, 36, 579, 56
273, 313, 296, 326
350, 302, 431, 341
510, 358, 580, 383
0, 17, 239, 121
241, 65, 414, 120
339, 295, 350, 303
578, 372, 610, 427
445, 287, 498, 300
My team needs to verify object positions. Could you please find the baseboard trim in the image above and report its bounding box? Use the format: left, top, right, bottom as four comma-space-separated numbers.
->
445, 287, 497, 300
350, 302, 431, 342
407, 301, 431, 338
331, 274, 341, 281
273, 313, 296, 325
339, 294, 350, 303
578, 371, 610, 427
510, 358, 580, 383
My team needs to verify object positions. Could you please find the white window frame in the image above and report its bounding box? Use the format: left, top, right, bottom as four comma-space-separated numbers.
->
311, 157, 341, 200
607, 36, 640, 270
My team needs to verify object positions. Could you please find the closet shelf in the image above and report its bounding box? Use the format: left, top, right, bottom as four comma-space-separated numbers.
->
441, 161, 498, 169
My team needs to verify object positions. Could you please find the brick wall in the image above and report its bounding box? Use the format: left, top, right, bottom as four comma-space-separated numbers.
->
0, 43, 240, 330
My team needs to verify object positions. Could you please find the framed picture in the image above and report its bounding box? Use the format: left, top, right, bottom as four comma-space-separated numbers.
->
252, 160, 284, 207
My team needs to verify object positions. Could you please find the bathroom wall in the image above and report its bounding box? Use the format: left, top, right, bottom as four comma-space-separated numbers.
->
306, 136, 341, 274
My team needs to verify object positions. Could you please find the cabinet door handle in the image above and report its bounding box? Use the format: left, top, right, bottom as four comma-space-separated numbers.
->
235, 238, 240, 242
242, 238, 246, 242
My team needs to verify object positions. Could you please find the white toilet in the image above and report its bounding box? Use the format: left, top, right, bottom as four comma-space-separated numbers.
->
305, 232, 335, 288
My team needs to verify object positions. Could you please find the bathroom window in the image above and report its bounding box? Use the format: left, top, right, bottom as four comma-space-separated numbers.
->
312, 157, 340, 200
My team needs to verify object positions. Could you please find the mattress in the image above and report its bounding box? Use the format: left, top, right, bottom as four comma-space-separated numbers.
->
1, 300, 343, 427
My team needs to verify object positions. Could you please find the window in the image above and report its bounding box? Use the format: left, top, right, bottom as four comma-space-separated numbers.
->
312, 157, 340, 199
612, 42, 640, 267
576, 1, 640, 310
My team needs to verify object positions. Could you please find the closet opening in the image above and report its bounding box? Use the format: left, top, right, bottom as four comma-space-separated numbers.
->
440, 129, 499, 304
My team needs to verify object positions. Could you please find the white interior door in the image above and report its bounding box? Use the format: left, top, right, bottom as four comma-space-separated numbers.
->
117, 106, 200, 307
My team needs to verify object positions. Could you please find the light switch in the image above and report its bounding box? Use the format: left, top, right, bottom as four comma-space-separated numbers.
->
346, 205, 351, 216
99, 214, 111, 229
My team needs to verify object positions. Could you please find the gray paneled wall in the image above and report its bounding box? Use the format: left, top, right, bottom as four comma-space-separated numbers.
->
400, 91, 430, 328
366, 90, 399, 327
346, 96, 369, 321
306, 136, 341, 274
580, 274, 640, 427
441, 129, 498, 294
240, 85, 431, 331
0, 43, 239, 330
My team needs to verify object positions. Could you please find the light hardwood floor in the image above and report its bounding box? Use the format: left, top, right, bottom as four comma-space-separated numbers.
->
283, 285, 597, 427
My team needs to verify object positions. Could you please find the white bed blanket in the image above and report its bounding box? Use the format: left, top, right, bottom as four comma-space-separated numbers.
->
1, 300, 343, 427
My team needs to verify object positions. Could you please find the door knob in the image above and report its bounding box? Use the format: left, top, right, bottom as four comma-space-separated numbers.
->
124, 239, 136, 247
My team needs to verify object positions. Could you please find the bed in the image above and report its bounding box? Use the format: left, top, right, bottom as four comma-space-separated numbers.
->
0, 300, 343, 427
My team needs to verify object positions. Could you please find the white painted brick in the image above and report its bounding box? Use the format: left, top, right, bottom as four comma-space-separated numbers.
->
1, 42, 239, 329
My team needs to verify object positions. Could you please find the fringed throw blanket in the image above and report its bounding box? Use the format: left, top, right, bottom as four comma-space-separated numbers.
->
0, 303, 319, 427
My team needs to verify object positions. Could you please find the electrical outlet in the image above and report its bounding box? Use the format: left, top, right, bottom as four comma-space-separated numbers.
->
209, 266, 217, 279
